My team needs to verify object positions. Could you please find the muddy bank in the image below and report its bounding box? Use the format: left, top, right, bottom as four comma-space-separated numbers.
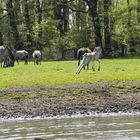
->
0, 81, 140, 119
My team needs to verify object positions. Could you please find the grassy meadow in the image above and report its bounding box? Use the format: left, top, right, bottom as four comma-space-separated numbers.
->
1, 58, 140, 88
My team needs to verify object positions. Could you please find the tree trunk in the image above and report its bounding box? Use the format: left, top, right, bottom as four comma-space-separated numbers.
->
127, 0, 131, 27
63, 0, 69, 33
5, 0, 20, 49
104, 0, 111, 51
35, 0, 43, 50
0, 30, 3, 45
137, 0, 140, 23
0, 4, 3, 45
127, 0, 135, 47
85, 0, 102, 47
14, 0, 21, 21
54, 0, 69, 59
22, 0, 32, 48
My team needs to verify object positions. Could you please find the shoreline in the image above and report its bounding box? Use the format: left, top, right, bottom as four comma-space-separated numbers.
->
1, 110, 140, 122
0, 81, 140, 120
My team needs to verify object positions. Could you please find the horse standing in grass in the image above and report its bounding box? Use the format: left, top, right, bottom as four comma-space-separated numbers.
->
0, 45, 15, 68
76, 47, 102, 74
14, 50, 29, 64
33, 50, 41, 65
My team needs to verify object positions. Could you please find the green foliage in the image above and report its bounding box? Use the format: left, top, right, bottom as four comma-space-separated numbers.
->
0, 0, 139, 58
111, 0, 139, 46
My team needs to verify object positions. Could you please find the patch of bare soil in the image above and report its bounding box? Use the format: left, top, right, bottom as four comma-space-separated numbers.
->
0, 81, 140, 118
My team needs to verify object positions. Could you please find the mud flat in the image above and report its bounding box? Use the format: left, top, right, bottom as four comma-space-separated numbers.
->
0, 81, 140, 119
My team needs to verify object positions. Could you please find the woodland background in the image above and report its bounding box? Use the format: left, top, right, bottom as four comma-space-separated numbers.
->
0, 0, 140, 60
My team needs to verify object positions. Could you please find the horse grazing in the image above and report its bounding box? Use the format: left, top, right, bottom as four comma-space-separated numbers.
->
33, 50, 41, 65
14, 50, 29, 64
76, 46, 102, 74
0, 45, 15, 68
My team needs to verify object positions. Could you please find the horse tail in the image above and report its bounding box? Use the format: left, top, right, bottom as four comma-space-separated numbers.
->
35, 54, 38, 59
77, 50, 81, 60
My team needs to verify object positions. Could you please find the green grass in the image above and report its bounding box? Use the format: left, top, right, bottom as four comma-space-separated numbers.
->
1, 58, 140, 88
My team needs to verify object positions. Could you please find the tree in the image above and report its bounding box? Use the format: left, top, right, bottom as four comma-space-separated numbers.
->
5, 0, 20, 49
84, 0, 102, 47
22, 0, 32, 49
0, 1, 3, 45
35, 0, 43, 49
104, 0, 111, 51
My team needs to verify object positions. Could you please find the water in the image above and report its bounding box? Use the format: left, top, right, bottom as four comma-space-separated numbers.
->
0, 114, 140, 140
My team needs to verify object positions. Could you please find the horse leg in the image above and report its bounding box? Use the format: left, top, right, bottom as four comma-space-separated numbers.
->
76, 63, 85, 74
78, 59, 80, 66
25, 55, 28, 64
1, 59, 4, 67
3, 58, 6, 67
92, 61, 95, 71
87, 64, 89, 70
97, 60, 100, 71
17, 59, 19, 64
25, 59, 28, 65
1, 61, 2, 68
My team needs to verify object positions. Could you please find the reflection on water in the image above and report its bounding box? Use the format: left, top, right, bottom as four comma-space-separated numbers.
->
0, 114, 140, 140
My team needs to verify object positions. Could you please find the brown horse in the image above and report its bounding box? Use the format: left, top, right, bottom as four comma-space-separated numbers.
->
77, 47, 94, 69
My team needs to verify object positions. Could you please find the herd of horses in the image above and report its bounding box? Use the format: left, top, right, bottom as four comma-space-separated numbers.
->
0, 45, 41, 67
0, 45, 102, 74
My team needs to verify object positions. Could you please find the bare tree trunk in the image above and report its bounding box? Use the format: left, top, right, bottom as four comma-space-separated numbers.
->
137, 0, 140, 23
63, 0, 69, 33
104, 0, 111, 51
14, 0, 21, 21
54, 0, 69, 59
22, 0, 32, 48
84, 0, 102, 47
127, 0, 131, 27
5, 0, 20, 49
0, 4, 3, 45
0, 30, 3, 45
127, 0, 135, 47
35, 0, 43, 50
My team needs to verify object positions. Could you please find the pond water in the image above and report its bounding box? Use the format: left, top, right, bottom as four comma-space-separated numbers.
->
0, 114, 140, 140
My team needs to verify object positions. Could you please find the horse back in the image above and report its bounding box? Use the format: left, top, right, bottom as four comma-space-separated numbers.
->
0, 45, 7, 53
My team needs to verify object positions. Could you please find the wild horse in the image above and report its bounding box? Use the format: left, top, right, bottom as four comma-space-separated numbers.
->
0, 45, 15, 68
33, 50, 41, 65
14, 50, 29, 64
76, 47, 102, 74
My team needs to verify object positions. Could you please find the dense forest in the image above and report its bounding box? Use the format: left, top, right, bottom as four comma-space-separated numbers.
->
0, 0, 140, 60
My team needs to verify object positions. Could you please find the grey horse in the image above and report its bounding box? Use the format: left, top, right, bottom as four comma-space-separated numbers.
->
33, 50, 41, 65
14, 50, 29, 64
0, 45, 15, 68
